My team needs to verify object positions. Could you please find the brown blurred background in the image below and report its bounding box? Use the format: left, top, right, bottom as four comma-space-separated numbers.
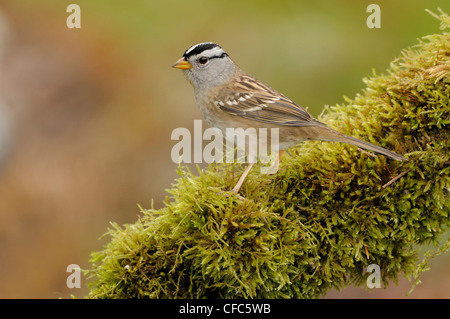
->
0, 0, 448, 298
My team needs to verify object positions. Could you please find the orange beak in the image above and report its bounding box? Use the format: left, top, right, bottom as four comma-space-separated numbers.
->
172, 57, 193, 70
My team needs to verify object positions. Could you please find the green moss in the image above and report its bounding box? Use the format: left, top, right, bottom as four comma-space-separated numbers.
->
86, 10, 450, 299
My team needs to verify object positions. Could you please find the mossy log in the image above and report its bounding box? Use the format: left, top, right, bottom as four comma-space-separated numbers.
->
86, 10, 450, 299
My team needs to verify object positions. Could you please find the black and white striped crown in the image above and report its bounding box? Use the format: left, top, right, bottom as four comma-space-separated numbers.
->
183, 42, 228, 60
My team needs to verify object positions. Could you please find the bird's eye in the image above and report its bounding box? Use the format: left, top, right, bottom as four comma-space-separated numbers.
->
198, 57, 209, 64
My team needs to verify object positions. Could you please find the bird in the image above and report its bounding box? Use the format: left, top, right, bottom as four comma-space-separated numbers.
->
172, 42, 407, 194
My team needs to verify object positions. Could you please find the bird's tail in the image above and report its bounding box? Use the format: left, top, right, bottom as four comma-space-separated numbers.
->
317, 127, 407, 162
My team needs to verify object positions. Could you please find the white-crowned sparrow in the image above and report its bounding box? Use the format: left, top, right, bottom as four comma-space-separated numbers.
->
172, 42, 407, 194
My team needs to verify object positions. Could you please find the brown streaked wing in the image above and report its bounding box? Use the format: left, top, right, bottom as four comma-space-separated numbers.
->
215, 74, 324, 127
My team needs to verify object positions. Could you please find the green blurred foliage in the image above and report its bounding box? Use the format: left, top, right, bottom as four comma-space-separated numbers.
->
7, 0, 450, 114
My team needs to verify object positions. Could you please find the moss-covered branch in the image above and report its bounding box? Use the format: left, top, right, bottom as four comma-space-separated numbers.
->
86, 10, 450, 299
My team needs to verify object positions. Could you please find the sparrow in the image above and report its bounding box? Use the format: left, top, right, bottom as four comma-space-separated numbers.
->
172, 42, 407, 194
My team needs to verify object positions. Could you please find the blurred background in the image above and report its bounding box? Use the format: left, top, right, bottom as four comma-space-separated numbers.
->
0, 0, 448, 298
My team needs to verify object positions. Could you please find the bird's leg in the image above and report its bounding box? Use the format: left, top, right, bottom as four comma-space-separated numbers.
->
231, 162, 254, 194
231, 150, 285, 194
